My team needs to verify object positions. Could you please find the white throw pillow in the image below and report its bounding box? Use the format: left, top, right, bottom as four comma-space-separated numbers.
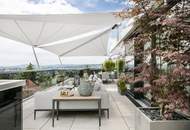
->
94, 81, 102, 91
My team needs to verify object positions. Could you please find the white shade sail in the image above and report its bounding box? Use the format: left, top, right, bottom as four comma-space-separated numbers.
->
0, 13, 122, 67
40, 27, 111, 56
0, 13, 121, 46
109, 41, 125, 57
110, 17, 136, 53
110, 39, 134, 57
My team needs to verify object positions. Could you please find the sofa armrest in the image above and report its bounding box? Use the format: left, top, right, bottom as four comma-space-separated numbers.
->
34, 90, 58, 110
94, 90, 110, 109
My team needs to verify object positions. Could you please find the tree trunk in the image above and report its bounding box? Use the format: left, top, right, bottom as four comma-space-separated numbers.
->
134, 39, 144, 78
150, 34, 157, 84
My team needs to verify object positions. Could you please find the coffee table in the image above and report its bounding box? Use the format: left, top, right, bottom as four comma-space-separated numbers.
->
52, 96, 101, 127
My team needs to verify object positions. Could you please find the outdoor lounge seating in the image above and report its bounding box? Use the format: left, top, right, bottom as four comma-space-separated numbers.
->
34, 81, 110, 119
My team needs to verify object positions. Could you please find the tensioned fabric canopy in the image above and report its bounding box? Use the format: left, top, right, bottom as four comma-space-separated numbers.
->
0, 13, 121, 47
110, 17, 136, 55
0, 13, 121, 67
39, 27, 111, 56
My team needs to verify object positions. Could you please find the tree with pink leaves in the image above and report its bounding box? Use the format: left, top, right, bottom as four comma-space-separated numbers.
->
117, 0, 190, 119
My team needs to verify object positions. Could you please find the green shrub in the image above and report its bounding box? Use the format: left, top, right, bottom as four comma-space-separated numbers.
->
103, 60, 115, 72
116, 59, 125, 73
117, 79, 127, 95
56, 74, 64, 83
21, 63, 37, 81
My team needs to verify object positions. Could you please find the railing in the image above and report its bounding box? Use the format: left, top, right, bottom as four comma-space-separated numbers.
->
0, 69, 65, 98
0, 68, 101, 99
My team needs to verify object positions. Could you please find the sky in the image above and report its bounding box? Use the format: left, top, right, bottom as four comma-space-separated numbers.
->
0, 0, 129, 66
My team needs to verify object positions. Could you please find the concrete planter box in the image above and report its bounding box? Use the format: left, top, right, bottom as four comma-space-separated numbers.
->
135, 108, 190, 130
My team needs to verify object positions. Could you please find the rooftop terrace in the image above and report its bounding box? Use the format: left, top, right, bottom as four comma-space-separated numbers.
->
23, 83, 136, 130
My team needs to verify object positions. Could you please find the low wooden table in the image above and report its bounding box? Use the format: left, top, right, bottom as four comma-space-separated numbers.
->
52, 96, 101, 127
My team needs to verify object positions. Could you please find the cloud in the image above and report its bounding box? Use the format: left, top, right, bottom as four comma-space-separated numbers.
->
104, 0, 134, 8
83, 2, 96, 8
121, 0, 134, 7
0, 0, 82, 14
104, 0, 118, 3
67, 0, 98, 9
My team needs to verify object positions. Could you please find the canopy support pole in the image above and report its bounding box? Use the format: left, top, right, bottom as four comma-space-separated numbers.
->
32, 46, 40, 69
117, 26, 119, 41
58, 56, 64, 70
58, 56, 63, 65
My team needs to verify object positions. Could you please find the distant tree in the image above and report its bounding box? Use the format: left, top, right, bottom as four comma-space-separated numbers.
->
26, 62, 34, 70
21, 63, 36, 81
35, 71, 53, 88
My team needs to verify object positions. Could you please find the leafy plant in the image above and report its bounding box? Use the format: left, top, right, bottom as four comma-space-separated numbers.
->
103, 59, 115, 72
117, 0, 190, 119
116, 59, 125, 73
56, 74, 64, 83
117, 79, 127, 95
21, 63, 37, 81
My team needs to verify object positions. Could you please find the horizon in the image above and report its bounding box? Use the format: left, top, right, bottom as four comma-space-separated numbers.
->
0, 63, 103, 67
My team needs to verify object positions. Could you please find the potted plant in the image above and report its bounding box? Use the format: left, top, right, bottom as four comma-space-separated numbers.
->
135, 107, 190, 130
116, 59, 125, 74
134, 69, 190, 130
103, 59, 115, 72
117, 78, 127, 95
102, 59, 115, 83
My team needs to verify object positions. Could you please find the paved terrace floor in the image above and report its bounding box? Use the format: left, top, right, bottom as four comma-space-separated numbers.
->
23, 83, 136, 130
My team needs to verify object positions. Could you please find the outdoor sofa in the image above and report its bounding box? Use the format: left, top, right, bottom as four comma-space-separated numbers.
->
33, 79, 110, 119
